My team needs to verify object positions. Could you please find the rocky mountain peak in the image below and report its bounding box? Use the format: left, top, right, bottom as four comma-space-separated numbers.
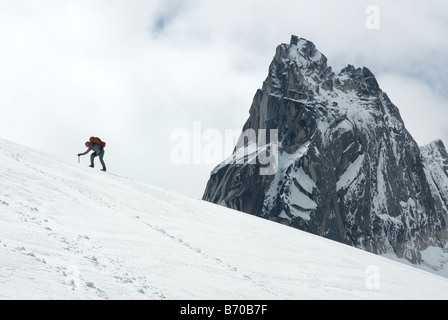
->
287, 35, 328, 69
262, 35, 331, 98
338, 65, 381, 96
203, 35, 448, 265
423, 139, 448, 159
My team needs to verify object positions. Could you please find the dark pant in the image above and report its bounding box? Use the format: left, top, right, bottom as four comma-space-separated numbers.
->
91, 149, 106, 170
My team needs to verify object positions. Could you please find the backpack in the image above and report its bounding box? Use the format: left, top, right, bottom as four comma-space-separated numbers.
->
89, 136, 106, 148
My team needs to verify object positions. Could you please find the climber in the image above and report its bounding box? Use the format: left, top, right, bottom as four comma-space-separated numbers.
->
78, 138, 107, 172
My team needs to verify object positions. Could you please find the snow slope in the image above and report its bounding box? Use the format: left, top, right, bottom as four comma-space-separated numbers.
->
1, 138, 448, 300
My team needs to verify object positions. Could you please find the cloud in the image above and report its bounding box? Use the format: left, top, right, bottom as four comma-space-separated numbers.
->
150, 0, 197, 37
0, 0, 447, 198
377, 73, 448, 147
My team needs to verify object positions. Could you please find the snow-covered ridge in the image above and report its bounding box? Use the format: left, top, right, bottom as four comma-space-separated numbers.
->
2, 137, 448, 299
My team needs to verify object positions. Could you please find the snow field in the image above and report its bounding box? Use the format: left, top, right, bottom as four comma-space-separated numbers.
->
1, 138, 448, 299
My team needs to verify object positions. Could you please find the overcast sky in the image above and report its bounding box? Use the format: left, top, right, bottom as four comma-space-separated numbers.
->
1, 0, 447, 199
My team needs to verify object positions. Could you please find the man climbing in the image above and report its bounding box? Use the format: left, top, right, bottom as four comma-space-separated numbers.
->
78, 137, 107, 172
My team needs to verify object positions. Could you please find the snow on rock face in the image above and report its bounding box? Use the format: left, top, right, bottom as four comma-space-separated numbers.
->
203, 35, 448, 268
4, 138, 448, 299
421, 140, 448, 214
